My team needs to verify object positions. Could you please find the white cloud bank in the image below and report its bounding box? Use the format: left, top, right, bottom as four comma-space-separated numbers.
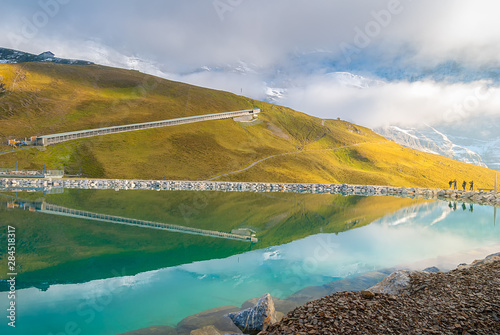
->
2, 0, 500, 69
281, 78, 500, 128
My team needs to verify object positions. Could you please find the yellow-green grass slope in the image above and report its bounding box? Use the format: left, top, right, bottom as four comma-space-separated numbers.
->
0, 62, 496, 189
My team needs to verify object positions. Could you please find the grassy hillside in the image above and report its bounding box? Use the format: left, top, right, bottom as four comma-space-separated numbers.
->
0, 62, 497, 188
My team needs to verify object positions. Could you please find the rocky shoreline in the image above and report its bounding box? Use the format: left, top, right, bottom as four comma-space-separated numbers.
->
262, 253, 500, 335
121, 254, 500, 335
1, 177, 499, 207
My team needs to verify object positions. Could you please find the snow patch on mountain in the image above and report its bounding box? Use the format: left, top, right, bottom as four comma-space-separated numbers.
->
388, 126, 420, 141
325, 72, 385, 89
376, 125, 488, 168
464, 137, 500, 170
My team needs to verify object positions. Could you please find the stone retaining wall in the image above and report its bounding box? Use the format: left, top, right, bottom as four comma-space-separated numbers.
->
1, 178, 499, 207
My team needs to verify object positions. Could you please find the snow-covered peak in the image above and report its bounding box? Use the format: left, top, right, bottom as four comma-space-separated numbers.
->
196, 60, 260, 76
265, 87, 286, 103
0, 47, 92, 65
264, 71, 385, 103
326, 72, 385, 89
38, 51, 55, 59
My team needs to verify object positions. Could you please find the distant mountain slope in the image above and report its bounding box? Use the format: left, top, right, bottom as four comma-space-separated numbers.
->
0, 61, 496, 188
376, 126, 488, 167
376, 125, 500, 171
0, 47, 92, 65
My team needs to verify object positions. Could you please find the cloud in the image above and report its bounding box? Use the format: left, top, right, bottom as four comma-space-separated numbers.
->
390, 1, 500, 67
281, 77, 500, 128
2, 0, 500, 70
172, 70, 268, 100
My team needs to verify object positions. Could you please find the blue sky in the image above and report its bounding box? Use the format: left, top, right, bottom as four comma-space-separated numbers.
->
1, 0, 500, 128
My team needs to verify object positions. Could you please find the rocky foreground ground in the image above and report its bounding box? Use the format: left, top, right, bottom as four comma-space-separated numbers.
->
261, 255, 500, 335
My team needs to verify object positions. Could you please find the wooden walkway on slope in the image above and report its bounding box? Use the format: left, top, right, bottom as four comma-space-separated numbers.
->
35, 109, 261, 146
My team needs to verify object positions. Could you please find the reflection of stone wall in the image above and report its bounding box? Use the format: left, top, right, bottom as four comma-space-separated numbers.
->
1, 177, 500, 207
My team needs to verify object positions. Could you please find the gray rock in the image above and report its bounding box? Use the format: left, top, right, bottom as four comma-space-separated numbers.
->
228, 293, 277, 334
240, 296, 297, 316
486, 252, 500, 258
457, 253, 500, 270
423, 266, 440, 273
360, 290, 375, 299
368, 270, 429, 295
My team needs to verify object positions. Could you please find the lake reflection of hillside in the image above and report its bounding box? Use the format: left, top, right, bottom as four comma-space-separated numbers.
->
0, 190, 424, 288
0, 196, 498, 335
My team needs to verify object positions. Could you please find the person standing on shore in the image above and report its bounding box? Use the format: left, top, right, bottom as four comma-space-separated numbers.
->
453, 179, 457, 190
469, 180, 474, 190
462, 180, 467, 191
449, 180, 453, 188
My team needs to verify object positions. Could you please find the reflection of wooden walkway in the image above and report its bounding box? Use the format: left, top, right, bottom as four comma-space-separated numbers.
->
39, 202, 258, 243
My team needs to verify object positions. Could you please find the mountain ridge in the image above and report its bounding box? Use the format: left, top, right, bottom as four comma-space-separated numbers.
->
376, 124, 500, 170
0, 58, 497, 189
0, 47, 92, 65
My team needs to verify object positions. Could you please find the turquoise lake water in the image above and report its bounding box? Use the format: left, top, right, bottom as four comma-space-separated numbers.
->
0, 190, 498, 335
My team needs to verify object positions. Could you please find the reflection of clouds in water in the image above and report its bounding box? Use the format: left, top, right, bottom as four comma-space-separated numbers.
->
11, 200, 496, 303
44, 269, 159, 297
430, 209, 452, 226
4, 267, 162, 317
389, 212, 418, 226
263, 249, 281, 261
177, 200, 498, 281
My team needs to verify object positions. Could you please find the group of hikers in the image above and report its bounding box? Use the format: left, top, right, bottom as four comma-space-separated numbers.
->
448, 179, 474, 191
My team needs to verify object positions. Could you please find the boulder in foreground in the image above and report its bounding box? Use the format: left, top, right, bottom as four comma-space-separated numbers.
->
228, 293, 277, 334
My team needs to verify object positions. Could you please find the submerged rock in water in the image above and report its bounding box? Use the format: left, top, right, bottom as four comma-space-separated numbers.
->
228, 293, 277, 334
176, 305, 241, 335
118, 325, 178, 335
189, 325, 240, 335
288, 270, 390, 305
